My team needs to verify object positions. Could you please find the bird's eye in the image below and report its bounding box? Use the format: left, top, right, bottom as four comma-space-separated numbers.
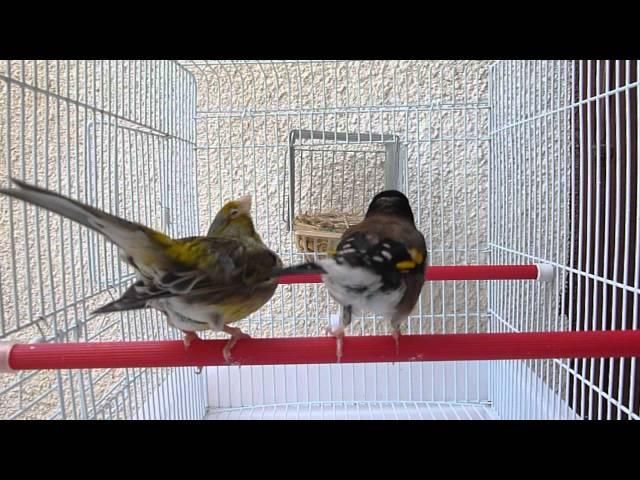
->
229, 208, 239, 218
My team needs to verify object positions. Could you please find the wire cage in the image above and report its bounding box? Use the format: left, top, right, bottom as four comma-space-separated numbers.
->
0, 60, 638, 420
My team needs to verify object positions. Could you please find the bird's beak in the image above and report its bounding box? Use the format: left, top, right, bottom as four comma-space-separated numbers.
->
234, 195, 252, 215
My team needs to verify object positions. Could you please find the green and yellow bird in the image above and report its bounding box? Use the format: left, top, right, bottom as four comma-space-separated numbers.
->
0, 178, 282, 365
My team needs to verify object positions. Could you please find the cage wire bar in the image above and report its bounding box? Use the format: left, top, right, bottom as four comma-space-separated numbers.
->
1, 60, 638, 420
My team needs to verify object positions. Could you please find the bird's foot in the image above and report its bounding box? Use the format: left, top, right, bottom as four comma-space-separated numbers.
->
182, 332, 205, 373
183, 331, 201, 350
391, 328, 401, 355
222, 326, 251, 366
325, 326, 345, 363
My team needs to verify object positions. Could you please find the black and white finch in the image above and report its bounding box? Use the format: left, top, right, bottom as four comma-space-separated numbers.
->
277, 190, 427, 361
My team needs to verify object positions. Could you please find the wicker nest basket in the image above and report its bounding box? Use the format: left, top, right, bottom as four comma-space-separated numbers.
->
293, 212, 362, 260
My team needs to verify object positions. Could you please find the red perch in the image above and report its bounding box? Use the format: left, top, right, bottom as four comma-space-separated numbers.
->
277, 264, 553, 284
2, 330, 640, 371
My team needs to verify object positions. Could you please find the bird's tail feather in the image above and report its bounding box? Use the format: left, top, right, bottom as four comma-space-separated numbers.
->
92, 284, 152, 314
0, 178, 154, 250
93, 298, 149, 314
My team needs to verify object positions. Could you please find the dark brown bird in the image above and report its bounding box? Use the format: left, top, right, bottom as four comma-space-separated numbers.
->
276, 190, 427, 361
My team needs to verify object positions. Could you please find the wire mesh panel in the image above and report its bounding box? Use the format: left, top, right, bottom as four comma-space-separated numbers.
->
0, 60, 204, 419
489, 60, 640, 420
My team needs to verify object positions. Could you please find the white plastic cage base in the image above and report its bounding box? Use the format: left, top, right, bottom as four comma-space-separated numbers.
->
203, 361, 496, 420
199, 360, 580, 420
205, 401, 497, 420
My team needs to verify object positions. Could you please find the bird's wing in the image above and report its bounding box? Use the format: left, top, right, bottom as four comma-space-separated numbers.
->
335, 216, 427, 273
95, 237, 281, 313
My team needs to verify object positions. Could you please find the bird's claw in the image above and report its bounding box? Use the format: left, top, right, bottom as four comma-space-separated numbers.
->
325, 326, 345, 363
222, 345, 241, 366
183, 331, 201, 350
392, 329, 401, 355
222, 329, 251, 366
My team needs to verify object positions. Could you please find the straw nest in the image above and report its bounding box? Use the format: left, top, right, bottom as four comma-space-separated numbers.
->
293, 212, 362, 258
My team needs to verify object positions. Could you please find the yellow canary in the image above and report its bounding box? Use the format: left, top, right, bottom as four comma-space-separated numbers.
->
0, 178, 282, 366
